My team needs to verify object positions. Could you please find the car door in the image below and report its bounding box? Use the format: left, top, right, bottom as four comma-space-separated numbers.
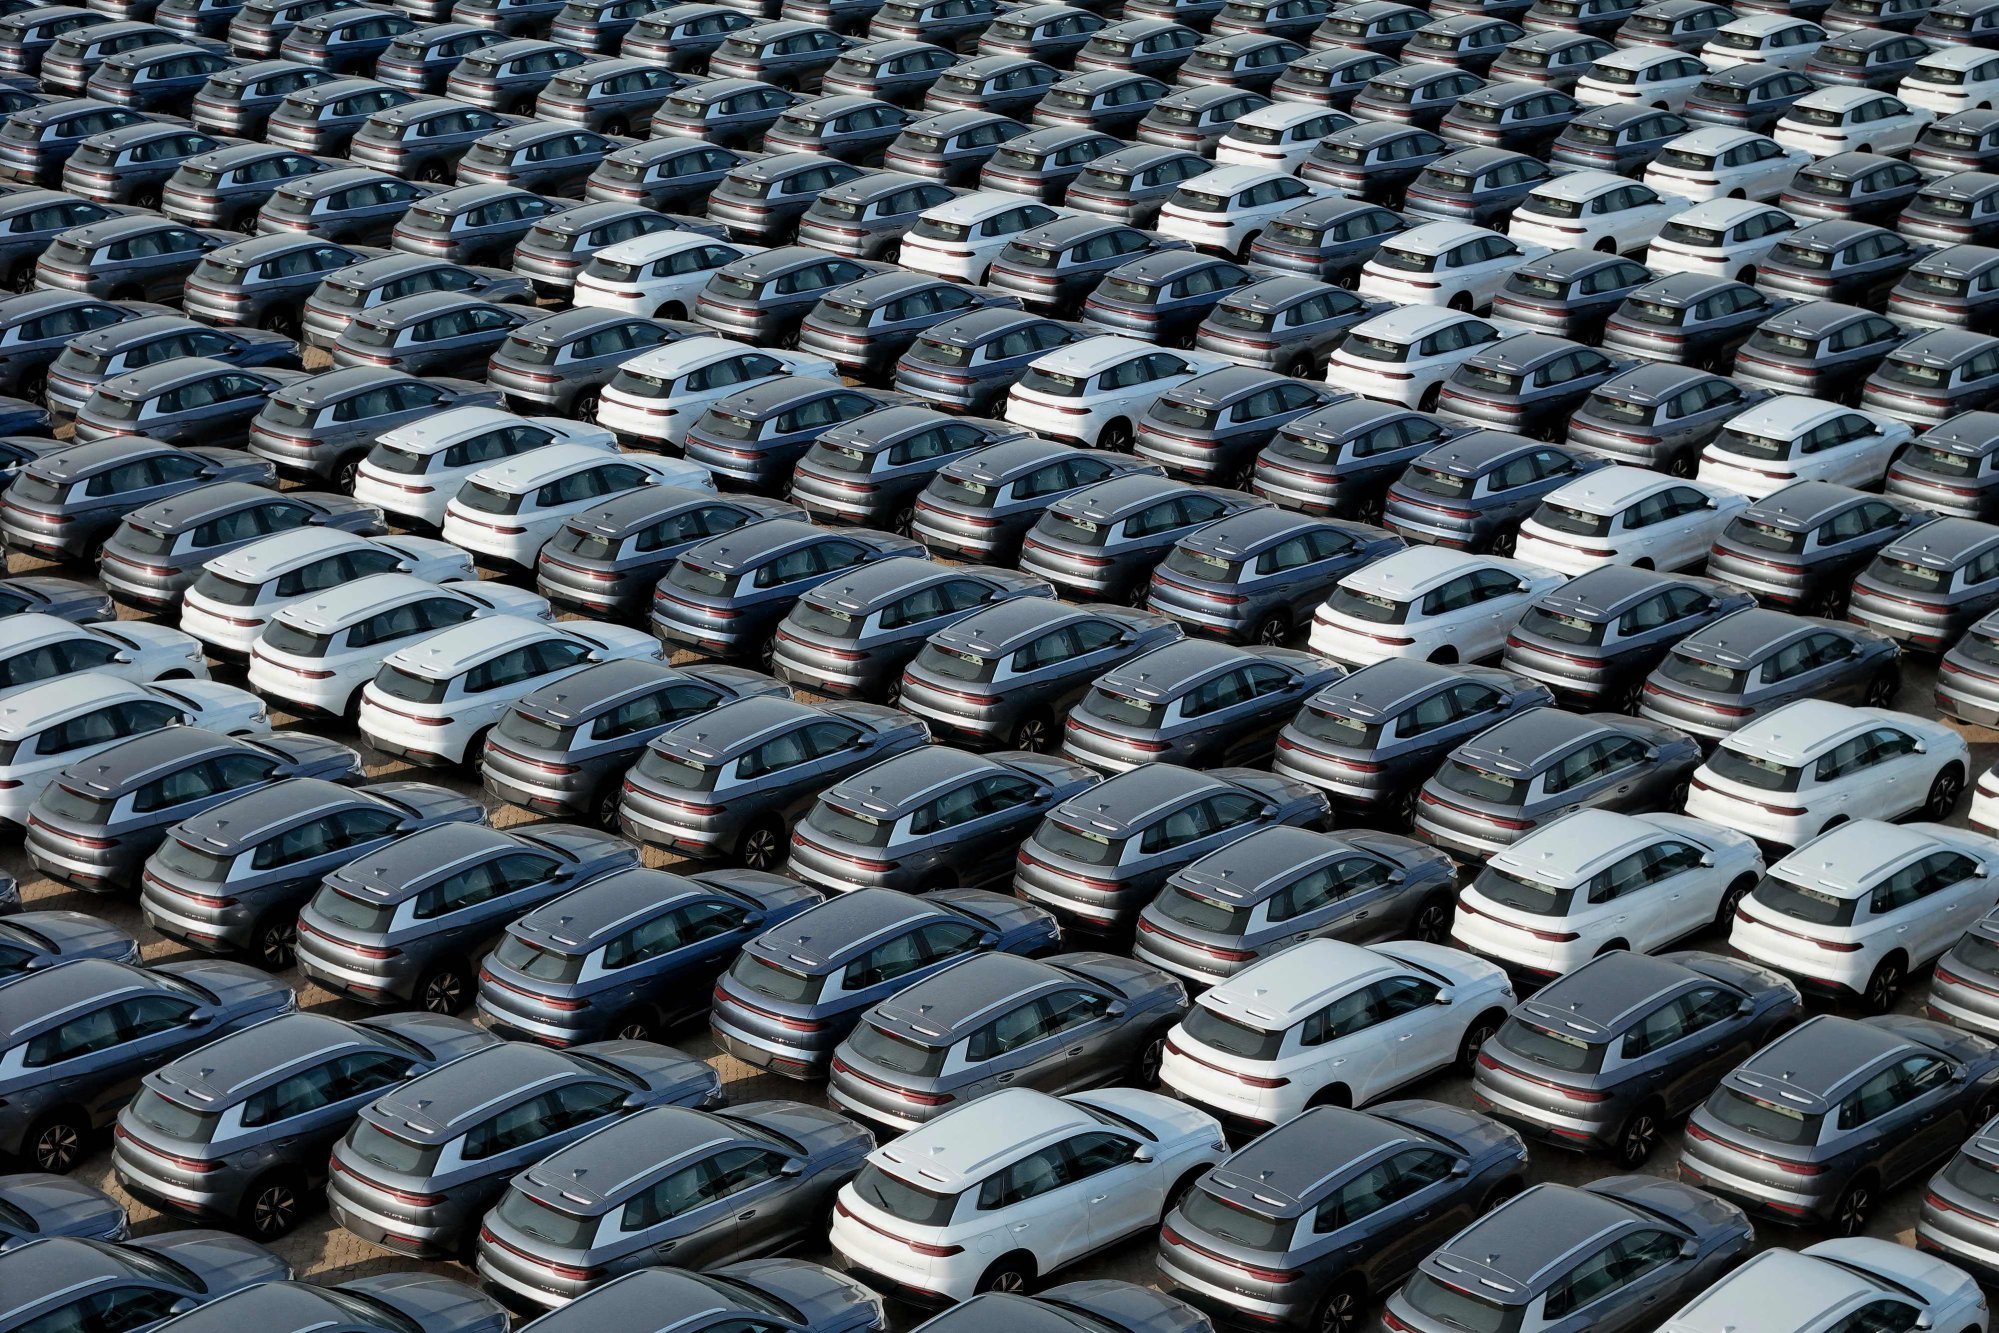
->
978, 1141, 1090, 1266
1871, 1053, 1966, 1186
1635, 984, 1751, 1116
32, 990, 199, 1124
1638, 838, 1713, 946
1067, 1128, 1161, 1252
706, 1142, 803, 1260
239, 1047, 414, 1172
1267, 853, 1401, 947
1910, 848, 1988, 962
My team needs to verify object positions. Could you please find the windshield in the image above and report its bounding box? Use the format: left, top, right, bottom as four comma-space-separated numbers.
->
308, 885, 396, 933
1035, 819, 1125, 866
496, 1189, 598, 1248
128, 1088, 220, 1144
1705, 1086, 1820, 1146
727, 951, 826, 1003
1517, 606, 1607, 646
1435, 760, 1522, 805
155, 838, 233, 882
1326, 585, 1408, 623
1179, 1189, 1291, 1249
1657, 651, 1744, 692
850, 1163, 958, 1225
1399, 1274, 1524, 1333
346, 1120, 441, 1175
1182, 1004, 1286, 1059
1751, 873, 1858, 927
1495, 1015, 1604, 1073
373, 665, 450, 705
1706, 745, 1802, 792
846, 1021, 948, 1075
1473, 867, 1572, 915
1151, 884, 1253, 933
490, 931, 585, 982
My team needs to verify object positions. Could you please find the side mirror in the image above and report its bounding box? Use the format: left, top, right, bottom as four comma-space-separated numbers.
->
1387, 868, 1406, 884
780, 1158, 805, 1177
1448, 1157, 1471, 1177
187, 1007, 217, 1026
1260, 803, 1278, 818
1736, 997, 1755, 1016
978, 930, 1000, 948
112, 651, 133, 664
1433, 989, 1454, 1006
1105, 998, 1129, 1018
1679, 1239, 1700, 1260
1699, 853, 1715, 868
1132, 1145, 1154, 1162
168, 1299, 199, 1318
1913, 740, 1927, 754
1977, 864, 1992, 879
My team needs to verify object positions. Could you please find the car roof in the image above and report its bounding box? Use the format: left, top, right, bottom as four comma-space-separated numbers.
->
1671, 1250, 1880, 1332
203, 527, 364, 582
1340, 545, 1493, 599
1202, 1106, 1419, 1214
1432, 1185, 1638, 1294
1488, 809, 1678, 887
382, 613, 560, 676
1543, 464, 1677, 514
173, 777, 366, 851
367, 1043, 589, 1138
1531, 564, 1677, 618
1678, 605, 1809, 660
1455, 707, 1600, 772
1882, 515, 1999, 563
1736, 1014, 1916, 1100
1769, 820, 1954, 896
51, 724, 235, 799
1351, 304, 1479, 340
872, 1088, 1098, 1190
1516, 950, 1714, 1040
1726, 393, 1847, 435
275, 571, 461, 630
511, 867, 736, 950
0, 674, 154, 740
1051, 762, 1222, 836
152, 1011, 373, 1101
1200, 938, 1400, 1027
469, 442, 624, 492
820, 746, 1009, 821
2, 959, 156, 1041
869, 951, 1072, 1038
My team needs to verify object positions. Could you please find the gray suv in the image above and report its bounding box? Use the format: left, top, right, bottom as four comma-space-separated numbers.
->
296, 823, 641, 1014
1472, 949, 1802, 1169
1637, 606, 1902, 742
326, 1039, 724, 1260
475, 1102, 874, 1313
111, 1010, 500, 1239
827, 950, 1189, 1133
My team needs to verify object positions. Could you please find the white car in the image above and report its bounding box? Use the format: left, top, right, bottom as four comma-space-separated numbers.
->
1358, 223, 1551, 314
352, 407, 618, 529
1509, 170, 1689, 257
900, 192, 1071, 284
1731, 819, 1999, 1009
1326, 305, 1504, 410
1156, 164, 1325, 256
1976, 761, 1999, 836
247, 572, 552, 718
0, 612, 207, 694
1686, 698, 1971, 847
1775, 87, 1933, 157
1215, 105, 1356, 170
1452, 808, 1765, 979
1574, 48, 1712, 112
178, 529, 472, 657
1902, 45, 1999, 117
1699, 396, 1913, 498
1645, 197, 1799, 281
1308, 546, 1566, 666
1699, 14, 1828, 71
1643, 126, 1810, 202
358, 614, 662, 766
573, 232, 764, 318
1514, 466, 1748, 574
441, 443, 711, 570
0, 673, 269, 825
595, 338, 840, 451
829, 1087, 1227, 1302
1158, 937, 1514, 1126
1006, 336, 1231, 449
1665, 1240, 1987, 1333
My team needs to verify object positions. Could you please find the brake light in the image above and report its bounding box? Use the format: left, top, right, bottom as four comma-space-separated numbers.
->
834, 1199, 964, 1255
115, 1124, 222, 1170
1165, 1036, 1288, 1087
1474, 1051, 1606, 1100
1685, 1121, 1824, 1174
1161, 1224, 1300, 1282
331, 1156, 444, 1205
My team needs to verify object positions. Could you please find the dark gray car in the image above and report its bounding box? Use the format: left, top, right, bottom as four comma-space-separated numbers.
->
910, 437, 1161, 562
1500, 566, 1756, 710
693, 246, 892, 349
296, 823, 641, 1014
44, 316, 298, 423
1937, 605, 1999, 726
709, 885, 1062, 1078
1566, 363, 1767, 477
1918, 1108, 1999, 1282
791, 409, 1028, 534
1192, 277, 1380, 378
1158, 1102, 1527, 1333
24, 725, 361, 893
0, 1173, 128, 1251
71, 358, 308, 451
1382, 1176, 1753, 1333
476, 1102, 873, 1312
256, 167, 441, 247
828, 950, 1187, 1132
1064, 144, 1214, 227
34, 213, 231, 302
0, 190, 131, 295
797, 271, 1019, 382
1019, 475, 1265, 605
510, 1264, 885, 1333
1755, 220, 1919, 307
1014, 763, 1330, 934
328, 290, 532, 378
0, 436, 273, 564
1848, 515, 1999, 652
1728, 302, 1907, 407
326, 1039, 724, 1260
1132, 368, 1342, 489
794, 170, 962, 261
892, 308, 1087, 418
788, 747, 1099, 895
181, 234, 374, 336
1248, 400, 1464, 521
111, 1010, 499, 1238
1681, 1013, 1999, 1233
536, 489, 801, 621
1705, 481, 1926, 618
1133, 824, 1459, 985
0, 958, 295, 1173
247, 366, 502, 483
1412, 707, 1703, 862
1382, 433, 1605, 555
1145, 507, 1401, 645
1638, 606, 1902, 741
899, 598, 1184, 752
0, 912, 139, 980
1888, 410, 1999, 519
0, 1233, 292, 1330
130, 1275, 509, 1333
1863, 327, 1999, 428
300, 252, 532, 353
487, 307, 692, 417
1472, 949, 1802, 1168
1489, 249, 1654, 344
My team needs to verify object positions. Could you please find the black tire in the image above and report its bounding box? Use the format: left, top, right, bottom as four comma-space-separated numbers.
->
1595, 237, 1616, 253
1418, 385, 1441, 412
1864, 954, 1905, 1014
1133, 1030, 1167, 1086
1285, 353, 1315, 378
25, 1110, 86, 1173
1596, 939, 1629, 957
1667, 777, 1691, 810
1664, 449, 1696, 479
1314, 1279, 1368, 1333
1614, 1102, 1664, 1169
593, 778, 624, 831
612, 1006, 659, 1041
603, 117, 628, 136
1099, 418, 1132, 451
1831, 1176, 1875, 1237
1307, 1083, 1351, 1109
1447, 292, 1473, 312
1735, 266, 1755, 285
1862, 668, 1899, 708
890, 503, 916, 537
976, 1254, 1035, 1295
1011, 709, 1055, 753
417, 958, 471, 1015
1717, 874, 1756, 931
1412, 891, 1452, 945
239, 1170, 306, 1240
253, 913, 297, 970
1481, 1176, 1524, 1212
7, 260, 33, 293
1458, 1009, 1503, 1073
1428, 646, 1457, 665
333, 455, 360, 493
1236, 231, 1261, 262
738, 816, 785, 870
1612, 674, 1646, 715
1926, 763, 1967, 821
1488, 527, 1516, 558
1253, 613, 1289, 647
573, 390, 601, 423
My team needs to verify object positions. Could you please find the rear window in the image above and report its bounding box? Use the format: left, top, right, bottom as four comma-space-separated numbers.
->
373, 665, 450, 705
1723, 517, 1805, 552
1152, 884, 1252, 934
1706, 745, 1801, 792
1181, 1004, 1285, 1059
190, 572, 263, 607
1035, 819, 1125, 867
727, 951, 826, 1003
496, 1189, 598, 1248
128, 1088, 220, 1144
1516, 606, 1606, 646
308, 884, 395, 933
850, 1162, 958, 1226
805, 799, 890, 846
1290, 704, 1380, 747
846, 1021, 947, 1076
490, 931, 585, 983
1472, 867, 1572, 915
1750, 873, 1858, 928
1945, 1152, 1999, 1206
1178, 1189, 1292, 1249
1434, 760, 1522, 805
346, 1120, 441, 1175
1400, 1275, 1523, 1333
37, 782, 114, 824
636, 748, 721, 791
1657, 652, 1744, 693
263, 620, 334, 657
1704, 1086, 1821, 1146
1495, 1016, 1604, 1074
156, 838, 234, 882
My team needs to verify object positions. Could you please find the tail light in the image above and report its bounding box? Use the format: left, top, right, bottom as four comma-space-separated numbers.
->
331, 1156, 444, 1205
115, 1124, 223, 1170
1161, 1225, 1300, 1283
834, 1200, 964, 1256
1164, 1036, 1288, 1087
1685, 1121, 1824, 1174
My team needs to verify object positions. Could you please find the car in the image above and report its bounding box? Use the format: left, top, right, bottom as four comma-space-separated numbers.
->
0, 1232, 291, 1325
260, 78, 417, 159
123, 1276, 511, 1333
0, 956, 297, 1171
440, 39, 589, 112
1488, 250, 1655, 343
36, 213, 230, 303
1899, 172, 1999, 249
70, 357, 306, 451
1488, 29, 1615, 89
1847, 515, 1999, 651
1439, 83, 1579, 154
1778, 151, 1928, 226
1514, 467, 1745, 575
799, 272, 1021, 382
0, 190, 130, 295
326, 1038, 722, 1260
1933, 898, 1999, 1039
1673, 1239, 1990, 1333
0, 577, 111, 625
1190, 277, 1379, 381
1242, 201, 1408, 289
1297, 122, 1447, 202
1914, 109, 1999, 178
442, 445, 706, 573
1922, 0, 1999, 39
1602, 273, 1784, 372
484, 310, 690, 419
831, 1087, 1227, 1301
707, 153, 870, 248
898, 193, 1070, 285
1433, 335, 1624, 444
763, 93, 913, 162
1143, 507, 1401, 645
819, 38, 957, 103
534, 488, 799, 621
0, 610, 208, 699
253, 168, 440, 249
648, 76, 803, 149
1683, 1012, 1999, 1231
1383, 433, 1606, 554
250, 370, 510, 489
1132, 367, 1341, 487
40, 22, 189, 95
1307, 546, 1565, 667
387, 184, 569, 269
914, 56, 1056, 121
454, 122, 624, 197
1132, 824, 1459, 986
795, 172, 965, 264
1704, 481, 1924, 618
1700, 395, 1914, 498
1890, 412, 1999, 522
1565, 363, 1767, 476
694, 246, 894, 349
1549, 104, 1691, 174
112, 1009, 498, 1238
0, 911, 139, 979
328, 289, 533, 378
986, 219, 1192, 319
1348, 63, 1486, 132
1155, 165, 1324, 259
1159, 937, 1512, 1129
370, 24, 504, 94
1006, 339, 1230, 453
85, 41, 236, 112
1890, 244, 1999, 335
582, 139, 750, 215
1382, 1176, 1753, 1333
1506, 170, 1687, 257
1775, 86, 1935, 160
1701, 12, 1826, 68
44, 316, 298, 424
1017, 473, 1265, 606
0, 1174, 127, 1250
1865, 327, 1999, 430
597, 338, 838, 453
1082, 252, 1258, 350
570, 232, 760, 323
522, 1267, 887, 1333
1731, 302, 1907, 404
0, 97, 161, 190
1472, 948, 1802, 1165
1643, 610, 1900, 748
1324, 307, 1503, 412
792, 410, 1028, 537
1642, 125, 1809, 202
828, 949, 1184, 1132
1683, 64, 1818, 133
1213, 104, 1352, 170
1358, 222, 1549, 314
911, 438, 1161, 564
0, 435, 270, 563
1157, 1100, 1525, 1333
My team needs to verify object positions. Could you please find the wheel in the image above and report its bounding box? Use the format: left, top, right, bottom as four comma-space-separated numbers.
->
1010, 709, 1054, 753
1457, 1010, 1503, 1073
890, 502, 916, 537
1831, 1177, 1875, 1237
1614, 1103, 1663, 1169
1236, 230, 1262, 262
25, 1110, 85, 1173
239, 1171, 306, 1240
133, 186, 159, 210
1488, 527, 1516, 558
1307, 1083, 1351, 1109
1595, 237, 1616, 253
976, 1255, 1035, 1295
1481, 1176, 1524, 1212
1735, 266, 1755, 285
1596, 939, 1629, 957
1099, 418, 1132, 451
738, 816, 785, 870
879, 241, 901, 264
1447, 292, 1473, 312
658, 301, 686, 320
1418, 385, 1441, 412
333, 455, 360, 493
755, 634, 778, 673
463, 726, 492, 770
1612, 675, 1646, 714
1667, 777, 1691, 809
1285, 352, 1315, 378
1412, 891, 1452, 945
1926, 763, 1966, 821
603, 117, 628, 135
253, 913, 297, 970
1863, 954, 1905, 1014
1427, 646, 1457, 665
573, 390, 601, 423
1664, 449, 1696, 479
1313, 1279, 1367, 1333
592, 778, 624, 830
612, 1006, 659, 1041
7, 260, 34, 293
1393, 786, 1422, 828
1717, 874, 1755, 931
1253, 613, 1289, 646
417, 958, 471, 1015
1133, 1030, 1166, 1086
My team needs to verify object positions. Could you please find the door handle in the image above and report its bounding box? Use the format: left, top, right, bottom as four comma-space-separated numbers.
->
997, 1072, 1015, 1083
737, 1209, 757, 1220
1068, 1046, 1084, 1057
1090, 1194, 1108, 1204
1011, 1223, 1030, 1232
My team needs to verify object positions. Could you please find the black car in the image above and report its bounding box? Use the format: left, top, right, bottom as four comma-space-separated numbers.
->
1402, 145, 1552, 225
1567, 362, 1766, 475
1804, 27, 1932, 88
1778, 151, 1926, 225
1250, 398, 1466, 519
1063, 143, 1213, 225
1490, 249, 1655, 342
1602, 273, 1785, 372
819, 36, 957, 104
1707, 480, 1928, 617
1297, 120, 1449, 202
1755, 220, 1919, 307
1312, 0, 1428, 53
1683, 64, 1815, 132
1732, 302, 1907, 407
1403, 13, 1523, 73
1549, 103, 1691, 174
1501, 566, 1756, 708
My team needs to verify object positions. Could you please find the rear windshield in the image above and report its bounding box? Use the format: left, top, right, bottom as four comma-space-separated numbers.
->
308, 885, 395, 934
1290, 704, 1380, 747
190, 571, 263, 608
1434, 760, 1522, 805
373, 665, 450, 705
1706, 745, 1801, 792
1472, 867, 1572, 915
1080, 687, 1166, 729
805, 800, 891, 847
1516, 606, 1606, 646
1179, 1189, 1291, 1250
1325, 586, 1407, 624
1399, 1273, 1523, 1333
1495, 1015, 1604, 1074
1181, 1004, 1285, 1059
263, 620, 334, 657
156, 838, 234, 882
1152, 884, 1253, 934
846, 1021, 948, 1076
1944, 1152, 1999, 1206
914, 642, 998, 683
1723, 517, 1805, 553
850, 1162, 958, 1226
496, 1189, 598, 1248
1704, 1086, 1821, 1146
728, 951, 826, 1003
1657, 651, 1744, 693
1534, 503, 1611, 537
128, 1088, 220, 1144
1750, 873, 1858, 927
346, 1120, 441, 1176
1035, 819, 1125, 867
635, 747, 721, 792
37, 782, 114, 824
490, 931, 585, 983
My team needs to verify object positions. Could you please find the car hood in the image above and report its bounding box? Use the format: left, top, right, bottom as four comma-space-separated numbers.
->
128, 1228, 293, 1294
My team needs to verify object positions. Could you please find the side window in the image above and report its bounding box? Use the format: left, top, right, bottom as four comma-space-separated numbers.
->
979, 1145, 1068, 1209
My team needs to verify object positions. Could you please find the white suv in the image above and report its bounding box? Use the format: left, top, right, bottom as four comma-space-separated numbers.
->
1730, 819, 1999, 1011
830, 1086, 1227, 1301
1158, 937, 1514, 1128
1325, 306, 1503, 411
1309, 547, 1565, 667
442, 443, 711, 570
1358, 223, 1550, 314
1514, 466, 1746, 576
1006, 336, 1230, 450
353, 407, 618, 529
574, 232, 763, 318
596, 338, 839, 451
1452, 808, 1766, 980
